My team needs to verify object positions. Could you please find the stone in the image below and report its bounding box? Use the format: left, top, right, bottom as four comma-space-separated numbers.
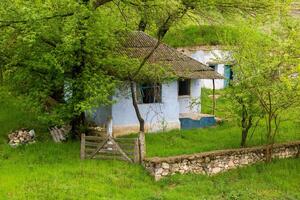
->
155, 167, 163, 175
205, 157, 210, 162
228, 160, 235, 167
162, 162, 170, 169
211, 167, 222, 174
162, 171, 169, 176
29, 129, 35, 137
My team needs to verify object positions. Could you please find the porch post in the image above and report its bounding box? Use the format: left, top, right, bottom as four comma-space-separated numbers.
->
212, 79, 216, 116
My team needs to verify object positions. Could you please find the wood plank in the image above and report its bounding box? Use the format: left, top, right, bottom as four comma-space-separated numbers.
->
85, 136, 107, 141
134, 138, 140, 163
110, 138, 133, 163
117, 144, 135, 148
85, 141, 101, 147
115, 138, 137, 142
92, 155, 128, 161
89, 138, 109, 159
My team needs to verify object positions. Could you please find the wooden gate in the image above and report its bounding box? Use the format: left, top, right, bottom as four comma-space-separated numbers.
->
80, 134, 140, 163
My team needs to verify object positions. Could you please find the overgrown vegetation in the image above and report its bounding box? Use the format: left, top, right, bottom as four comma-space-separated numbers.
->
163, 25, 240, 47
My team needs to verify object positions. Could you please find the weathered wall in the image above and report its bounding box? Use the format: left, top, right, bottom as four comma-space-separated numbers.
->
111, 81, 180, 136
143, 141, 300, 181
178, 47, 231, 89
178, 79, 202, 114
91, 79, 203, 136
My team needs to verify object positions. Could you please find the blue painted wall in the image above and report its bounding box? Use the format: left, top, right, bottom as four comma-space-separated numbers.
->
180, 116, 216, 129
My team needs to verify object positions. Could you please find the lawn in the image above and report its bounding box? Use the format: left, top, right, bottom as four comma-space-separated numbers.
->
0, 88, 300, 199
0, 142, 300, 200
146, 89, 300, 157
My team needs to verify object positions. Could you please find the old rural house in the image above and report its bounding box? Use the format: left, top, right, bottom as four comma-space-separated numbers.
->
178, 46, 233, 89
89, 32, 223, 136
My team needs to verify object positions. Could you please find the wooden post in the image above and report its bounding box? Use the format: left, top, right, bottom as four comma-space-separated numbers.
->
212, 79, 216, 116
138, 131, 146, 163
107, 117, 113, 137
134, 138, 140, 163
80, 134, 86, 160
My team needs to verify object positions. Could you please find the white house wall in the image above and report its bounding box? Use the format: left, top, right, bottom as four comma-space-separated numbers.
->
191, 49, 226, 89
178, 79, 202, 113
112, 81, 181, 136
178, 47, 231, 90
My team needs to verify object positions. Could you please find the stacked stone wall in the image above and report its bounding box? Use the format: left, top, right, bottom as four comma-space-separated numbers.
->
143, 141, 300, 180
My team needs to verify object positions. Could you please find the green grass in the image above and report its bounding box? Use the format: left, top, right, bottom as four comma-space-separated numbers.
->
0, 88, 47, 145
0, 87, 300, 199
163, 25, 240, 47
0, 142, 300, 200
146, 89, 300, 157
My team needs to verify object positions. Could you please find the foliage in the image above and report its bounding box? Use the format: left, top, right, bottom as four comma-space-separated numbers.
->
0, 0, 288, 134
229, 18, 300, 152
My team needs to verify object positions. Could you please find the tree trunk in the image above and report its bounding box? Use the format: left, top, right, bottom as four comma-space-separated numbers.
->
240, 104, 253, 147
129, 80, 145, 132
240, 129, 248, 147
71, 112, 85, 138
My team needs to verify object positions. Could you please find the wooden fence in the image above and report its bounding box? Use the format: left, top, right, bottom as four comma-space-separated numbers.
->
80, 134, 140, 163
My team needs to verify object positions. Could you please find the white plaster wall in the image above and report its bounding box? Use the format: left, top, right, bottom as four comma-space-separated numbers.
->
178, 79, 201, 113
190, 49, 228, 89
92, 79, 202, 134
111, 81, 180, 132
201, 64, 225, 89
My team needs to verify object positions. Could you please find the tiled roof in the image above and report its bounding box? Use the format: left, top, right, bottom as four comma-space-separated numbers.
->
120, 31, 224, 79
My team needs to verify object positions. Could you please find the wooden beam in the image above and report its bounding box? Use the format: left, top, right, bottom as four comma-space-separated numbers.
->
89, 138, 109, 159
110, 137, 133, 163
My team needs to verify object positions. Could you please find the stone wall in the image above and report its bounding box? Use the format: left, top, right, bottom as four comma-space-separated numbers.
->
143, 141, 300, 180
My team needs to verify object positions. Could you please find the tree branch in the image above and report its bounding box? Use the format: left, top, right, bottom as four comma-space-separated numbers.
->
0, 12, 74, 29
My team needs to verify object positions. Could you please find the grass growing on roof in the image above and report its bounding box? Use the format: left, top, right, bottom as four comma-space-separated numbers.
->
163, 25, 240, 47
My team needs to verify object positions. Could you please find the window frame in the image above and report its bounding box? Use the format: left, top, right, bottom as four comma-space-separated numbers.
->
136, 83, 162, 104
178, 79, 191, 97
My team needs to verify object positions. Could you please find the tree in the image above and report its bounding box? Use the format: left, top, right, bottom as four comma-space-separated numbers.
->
0, 0, 126, 135
0, 0, 288, 137
230, 17, 300, 159
228, 80, 262, 147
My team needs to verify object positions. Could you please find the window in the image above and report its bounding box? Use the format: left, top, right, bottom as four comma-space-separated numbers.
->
209, 64, 217, 71
178, 79, 191, 96
137, 83, 162, 104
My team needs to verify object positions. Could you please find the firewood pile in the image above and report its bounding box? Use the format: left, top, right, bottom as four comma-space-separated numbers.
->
8, 129, 35, 147
49, 125, 71, 143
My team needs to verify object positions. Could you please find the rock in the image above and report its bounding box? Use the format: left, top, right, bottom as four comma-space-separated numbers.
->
228, 160, 235, 167
29, 129, 35, 137
205, 157, 210, 162
162, 171, 169, 176
211, 167, 222, 174
162, 162, 170, 169
155, 167, 163, 175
